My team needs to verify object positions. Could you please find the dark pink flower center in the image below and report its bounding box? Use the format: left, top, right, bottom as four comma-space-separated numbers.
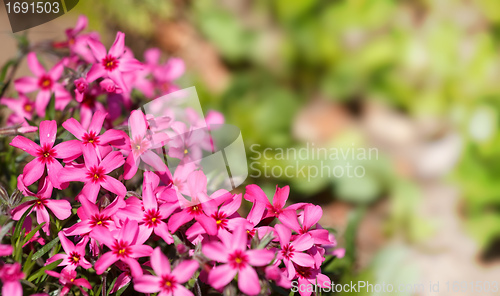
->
38, 75, 53, 90
228, 250, 249, 270
68, 251, 81, 265
89, 214, 110, 228
212, 212, 227, 230
82, 131, 100, 146
187, 205, 203, 216
38, 144, 56, 163
23, 103, 33, 113
295, 265, 313, 279
87, 166, 105, 183
160, 274, 177, 293
75, 78, 88, 93
143, 209, 161, 228
281, 244, 295, 260
112, 240, 131, 258
268, 206, 283, 217
102, 55, 119, 71
131, 137, 149, 156
34, 196, 47, 210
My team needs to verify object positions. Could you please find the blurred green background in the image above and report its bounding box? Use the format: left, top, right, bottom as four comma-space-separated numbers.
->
4, 0, 500, 294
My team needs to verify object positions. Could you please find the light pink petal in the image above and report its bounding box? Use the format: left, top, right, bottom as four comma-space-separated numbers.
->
10, 136, 39, 155
58, 232, 75, 253
94, 252, 118, 275
100, 151, 125, 174
22, 158, 45, 186
231, 226, 248, 251
134, 275, 161, 293
27, 52, 46, 76
173, 260, 198, 283
144, 48, 160, 64
82, 144, 99, 168
49, 61, 64, 80
81, 182, 100, 203
202, 242, 228, 263
118, 58, 143, 72
195, 214, 217, 236
207, 264, 237, 289
167, 210, 193, 233
86, 63, 106, 83
0, 244, 13, 256
99, 129, 128, 147
2, 281, 22, 296
109, 32, 125, 58
46, 160, 64, 189
274, 224, 291, 247
100, 196, 125, 216
291, 234, 314, 251
173, 284, 194, 296
219, 194, 242, 216
110, 271, 132, 293
151, 247, 171, 276
58, 167, 88, 183
14, 77, 38, 93
153, 222, 173, 244
187, 171, 207, 198
290, 252, 315, 267
108, 70, 128, 92
46, 199, 72, 220
238, 265, 261, 295
119, 219, 139, 244
122, 257, 143, 278
73, 15, 88, 34
129, 244, 153, 258
36, 207, 50, 226
35, 90, 52, 117
272, 185, 289, 210
89, 227, 115, 249
163, 58, 185, 81
129, 110, 147, 140
244, 184, 270, 204
11, 201, 34, 220
277, 209, 301, 232
89, 110, 107, 134
101, 176, 126, 197
303, 205, 322, 231
246, 249, 274, 266
39, 120, 57, 147
62, 118, 86, 140
63, 221, 92, 236
53, 140, 82, 160
73, 278, 92, 289
87, 38, 107, 61
123, 153, 138, 180
140, 150, 168, 173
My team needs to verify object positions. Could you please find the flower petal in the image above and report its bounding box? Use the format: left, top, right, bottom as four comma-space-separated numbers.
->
202, 242, 228, 263
151, 247, 171, 276
134, 275, 161, 293
101, 176, 126, 197
207, 264, 237, 289
39, 120, 57, 147
238, 265, 261, 295
22, 158, 44, 186
45, 199, 72, 220
27, 52, 46, 76
108, 32, 125, 58
94, 251, 118, 275
246, 249, 274, 267
10, 136, 39, 156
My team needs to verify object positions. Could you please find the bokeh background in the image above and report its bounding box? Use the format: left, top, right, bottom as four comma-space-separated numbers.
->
2, 0, 500, 295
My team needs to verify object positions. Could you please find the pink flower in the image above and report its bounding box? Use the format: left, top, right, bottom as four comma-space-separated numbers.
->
58, 145, 126, 203
244, 185, 304, 230
290, 205, 331, 245
136, 172, 176, 244
46, 233, 92, 271
156, 57, 185, 94
45, 269, 92, 296
203, 226, 275, 295
274, 224, 315, 280
86, 32, 142, 92
0, 263, 24, 296
11, 177, 71, 233
123, 110, 169, 180
14, 53, 71, 116
134, 247, 198, 296
167, 171, 219, 236
73, 77, 89, 102
0, 94, 34, 126
90, 219, 153, 278
109, 262, 132, 294
292, 266, 331, 296
63, 195, 124, 236
10, 120, 82, 187
63, 110, 129, 154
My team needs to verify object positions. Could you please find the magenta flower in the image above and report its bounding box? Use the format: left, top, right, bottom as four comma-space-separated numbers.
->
58, 145, 126, 202
90, 219, 153, 278
123, 110, 169, 180
274, 224, 315, 280
290, 205, 332, 245
203, 226, 275, 295
134, 247, 198, 296
109, 262, 132, 294
64, 195, 124, 237
292, 266, 331, 296
11, 177, 71, 234
45, 269, 92, 296
0, 263, 24, 296
244, 185, 304, 230
86, 32, 142, 92
10, 120, 82, 187
0, 94, 35, 126
168, 171, 219, 236
46, 233, 92, 271
136, 172, 176, 244
63, 110, 129, 153
14, 52, 71, 116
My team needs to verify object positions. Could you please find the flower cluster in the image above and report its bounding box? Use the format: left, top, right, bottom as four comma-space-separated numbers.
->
0, 16, 343, 296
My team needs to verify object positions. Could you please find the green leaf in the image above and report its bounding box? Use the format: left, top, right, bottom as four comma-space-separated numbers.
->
106, 276, 119, 296
32, 236, 59, 260
22, 249, 36, 275
23, 222, 45, 246
45, 93, 56, 121
26, 259, 62, 282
